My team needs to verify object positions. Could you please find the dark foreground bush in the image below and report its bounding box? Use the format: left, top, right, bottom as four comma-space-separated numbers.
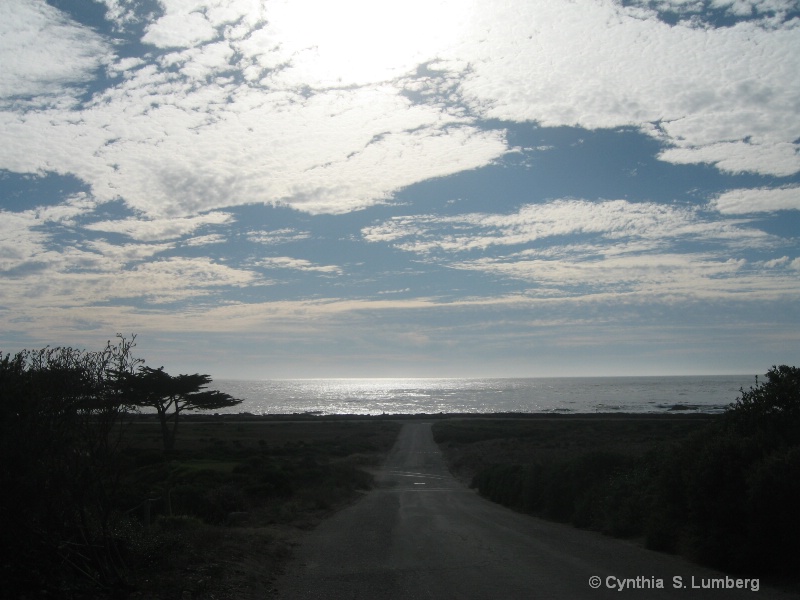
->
745, 445, 800, 573
0, 338, 141, 597
472, 452, 634, 526
452, 366, 800, 579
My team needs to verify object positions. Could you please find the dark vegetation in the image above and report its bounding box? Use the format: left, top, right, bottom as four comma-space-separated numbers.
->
433, 365, 800, 580
0, 336, 401, 599
114, 416, 400, 599
5, 335, 796, 596
1, 336, 140, 597
117, 366, 242, 453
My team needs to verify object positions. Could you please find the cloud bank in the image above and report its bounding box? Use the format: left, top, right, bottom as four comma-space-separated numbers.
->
1, 0, 798, 376
1, 0, 798, 219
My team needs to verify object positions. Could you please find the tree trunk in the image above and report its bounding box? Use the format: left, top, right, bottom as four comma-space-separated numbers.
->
169, 407, 182, 453
156, 404, 181, 454
156, 407, 172, 454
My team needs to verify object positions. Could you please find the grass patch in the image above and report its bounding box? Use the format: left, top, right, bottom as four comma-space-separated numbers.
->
112, 417, 401, 598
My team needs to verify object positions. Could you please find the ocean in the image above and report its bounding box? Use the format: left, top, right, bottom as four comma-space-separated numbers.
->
208, 375, 757, 416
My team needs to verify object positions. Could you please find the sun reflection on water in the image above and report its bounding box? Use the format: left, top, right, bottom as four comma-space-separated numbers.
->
210, 376, 754, 416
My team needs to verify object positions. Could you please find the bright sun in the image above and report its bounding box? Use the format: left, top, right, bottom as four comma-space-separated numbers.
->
270, 0, 469, 86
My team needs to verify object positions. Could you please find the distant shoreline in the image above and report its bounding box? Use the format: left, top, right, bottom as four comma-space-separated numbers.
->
128, 411, 721, 422
208, 376, 747, 416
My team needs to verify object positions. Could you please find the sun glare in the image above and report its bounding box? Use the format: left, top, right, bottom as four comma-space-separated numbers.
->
270, 0, 469, 86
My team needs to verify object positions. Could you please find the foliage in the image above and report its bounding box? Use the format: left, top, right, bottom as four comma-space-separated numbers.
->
118, 426, 391, 527
1, 335, 401, 598
437, 369, 800, 578
471, 452, 634, 525
726, 365, 800, 442
0, 335, 142, 596
119, 366, 242, 453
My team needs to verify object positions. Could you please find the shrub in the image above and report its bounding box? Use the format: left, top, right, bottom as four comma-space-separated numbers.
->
564, 452, 633, 528
726, 365, 800, 443
473, 464, 518, 505
744, 446, 800, 573
0, 337, 141, 595
445, 369, 800, 579
682, 432, 759, 570
599, 463, 651, 538
641, 445, 692, 553
471, 452, 632, 527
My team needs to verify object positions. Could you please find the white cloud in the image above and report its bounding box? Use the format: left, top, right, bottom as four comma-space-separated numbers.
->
118, 257, 258, 302
2, 0, 797, 223
142, 9, 217, 49
160, 41, 235, 81
0, 1, 112, 106
363, 199, 772, 254
259, 0, 473, 88
1, 254, 259, 309
709, 0, 798, 16
97, 0, 141, 30
30, 192, 100, 224
453, 251, 798, 301
0, 197, 245, 311
85, 211, 233, 241
183, 233, 227, 247
0, 73, 507, 217
762, 256, 790, 267
0, 210, 49, 273
1, 1, 796, 375
642, 0, 799, 19
363, 198, 794, 301
258, 257, 342, 274
83, 239, 174, 267
658, 141, 800, 177
0, 193, 106, 274
248, 229, 311, 245
447, 1, 800, 176
711, 185, 800, 214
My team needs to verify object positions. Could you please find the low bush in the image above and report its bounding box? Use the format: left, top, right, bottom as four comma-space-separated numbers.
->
744, 446, 800, 574
438, 368, 800, 579
471, 451, 633, 526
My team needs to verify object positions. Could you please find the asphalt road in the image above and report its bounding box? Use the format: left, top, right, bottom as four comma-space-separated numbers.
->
273, 422, 795, 599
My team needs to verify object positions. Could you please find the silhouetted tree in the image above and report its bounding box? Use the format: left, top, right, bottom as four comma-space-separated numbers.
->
120, 366, 241, 453
0, 334, 142, 595
726, 364, 800, 442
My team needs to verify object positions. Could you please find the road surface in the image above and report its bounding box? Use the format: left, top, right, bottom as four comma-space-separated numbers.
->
273, 422, 794, 599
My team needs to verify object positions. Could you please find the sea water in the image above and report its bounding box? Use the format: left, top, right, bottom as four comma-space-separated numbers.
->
208, 375, 757, 416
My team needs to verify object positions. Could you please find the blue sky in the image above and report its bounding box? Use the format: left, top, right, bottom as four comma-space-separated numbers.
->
1, 0, 799, 379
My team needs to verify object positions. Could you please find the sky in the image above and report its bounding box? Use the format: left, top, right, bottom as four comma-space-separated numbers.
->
1, 0, 799, 379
